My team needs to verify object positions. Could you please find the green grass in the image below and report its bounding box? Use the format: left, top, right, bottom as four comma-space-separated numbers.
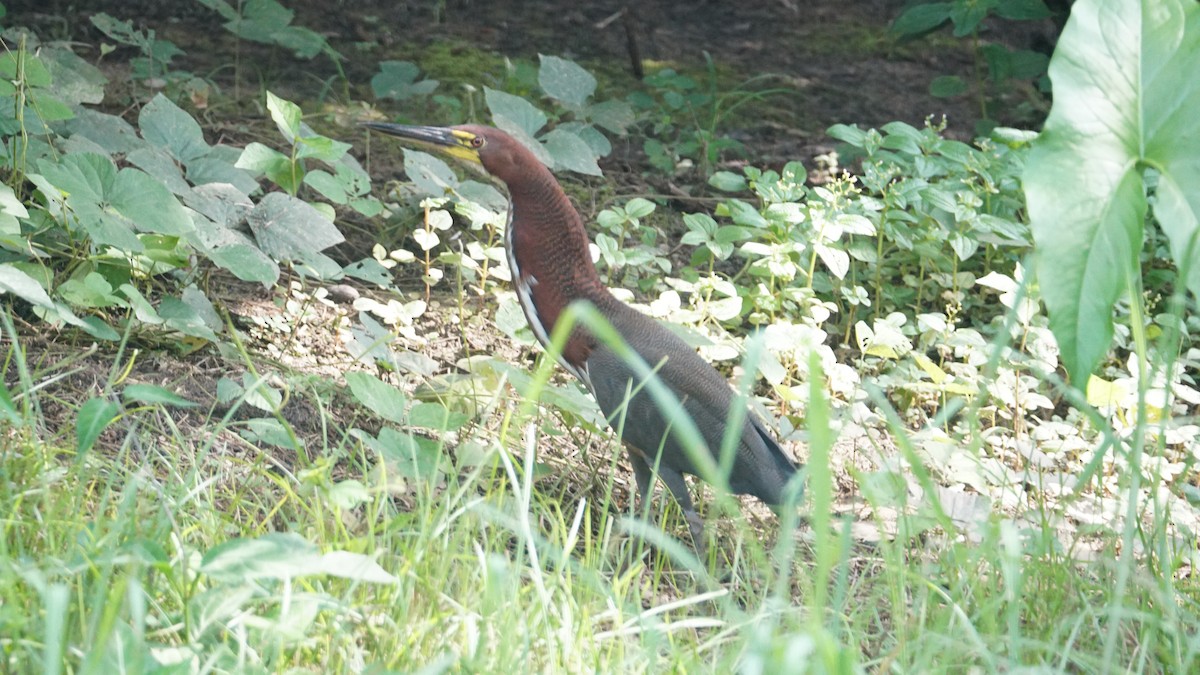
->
2, 319, 1197, 673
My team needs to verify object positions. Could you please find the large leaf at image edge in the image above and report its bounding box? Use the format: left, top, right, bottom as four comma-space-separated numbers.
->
1023, 0, 1200, 386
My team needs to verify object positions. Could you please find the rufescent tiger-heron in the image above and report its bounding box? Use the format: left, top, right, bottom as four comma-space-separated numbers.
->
365, 122, 801, 548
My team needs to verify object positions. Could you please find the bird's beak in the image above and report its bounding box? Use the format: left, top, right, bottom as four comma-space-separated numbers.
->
362, 122, 482, 165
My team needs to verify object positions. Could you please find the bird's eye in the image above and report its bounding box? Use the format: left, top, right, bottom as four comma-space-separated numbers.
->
469, 136, 484, 149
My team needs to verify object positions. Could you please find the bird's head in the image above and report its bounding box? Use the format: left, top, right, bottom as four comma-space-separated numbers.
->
363, 122, 538, 186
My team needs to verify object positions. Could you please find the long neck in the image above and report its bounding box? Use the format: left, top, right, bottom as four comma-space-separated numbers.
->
508, 169, 608, 302
502, 165, 611, 376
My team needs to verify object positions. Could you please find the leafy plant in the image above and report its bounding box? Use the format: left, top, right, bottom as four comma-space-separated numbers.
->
0, 55, 370, 343
371, 60, 440, 102
892, 0, 1055, 131
628, 58, 788, 176
0, 35, 103, 144
697, 120, 1032, 338
196, 0, 345, 95
198, 0, 338, 61
1024, 0, 1199, 386
481, 54, 634, 176
592, 197, 670, 290
90, 13, 186, 88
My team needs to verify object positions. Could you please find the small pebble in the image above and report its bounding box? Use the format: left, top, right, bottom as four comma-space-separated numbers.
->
326, 284, 360, 304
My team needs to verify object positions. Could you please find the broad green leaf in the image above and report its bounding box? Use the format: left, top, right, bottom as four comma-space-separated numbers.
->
402, 149, 459, 197
139, 93, 210, 163
312, 551, 396, 583
683, 212, 718, 238
456, 180, 507, 212
181, 285, 222, 330
489, 114, 554, 168
159, 297, 219, 341
38, 153, 115, 204
496, 296, 534, 342
709, 171, 747, 192
0, 263, 54, 309
235, 142, 293, 181
0, 50, 51, 86
303, 169, 347, 203
246, 192, 344, 259
891, 2, 951, 36
266, 91, 302, 142
57, 272, 120, 308
1024, 0, 1200, 385
62, 110, 145, 154
624, 198, 655, 219
38, 154, 192, 240
826, 123, 867, 147
76, 206, 143, 251
110, 168, 193, 235
721, 199, 768, 229
949, 1, 988, 36
272, 26, 329, 60
1007, 49, 1050, 80
200, 532, 316, 581
186, 155, 259, 194
117, 284, 163, 324
69, 314, 115, 340
37, 305, 119, 340
90, 13, 151, 51
538, 54, 596, 108
239, 417, 299, 449
215, 377, 242, 404
930, 75, 968, 98
541, 128, 601, 176
371, 60, 439, 100
814, 243, 850, 279
409, 401, 468, 431
880, 121, 924, 154
345, 371, 407, 423
41, 45, 107, 105
122, 383, 198, 408
342, 258, 393, 287
138, 233, 190, 269
350, 196, 384, 217
296, 249, 343, 279
584, 99, 635, 134
77, 397, 120, 454
913, 354, 948, 384
190, 214, 280, 285
412, 228, 439, 251
484, 86, 547, 136
354, 427, 443, 481
239, 372, 282, 412
0, 184, 28, 235
196, 0, 238, 21
557, 121, 611, 158
126, 147, 190, 195
325, 479, 370, 509
185, 181, 254, 229
296, 129, 352, 162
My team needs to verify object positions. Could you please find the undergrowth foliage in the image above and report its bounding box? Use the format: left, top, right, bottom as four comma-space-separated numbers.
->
0, 0, 1198, 671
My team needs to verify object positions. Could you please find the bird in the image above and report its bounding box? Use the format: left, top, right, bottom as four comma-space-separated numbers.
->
364, 122, 800, 548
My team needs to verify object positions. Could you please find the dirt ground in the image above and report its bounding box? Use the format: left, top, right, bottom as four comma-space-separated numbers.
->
15, 0, 1056, 157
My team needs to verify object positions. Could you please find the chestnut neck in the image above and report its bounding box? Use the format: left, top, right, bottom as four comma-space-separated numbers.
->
498, 159, 617, 371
